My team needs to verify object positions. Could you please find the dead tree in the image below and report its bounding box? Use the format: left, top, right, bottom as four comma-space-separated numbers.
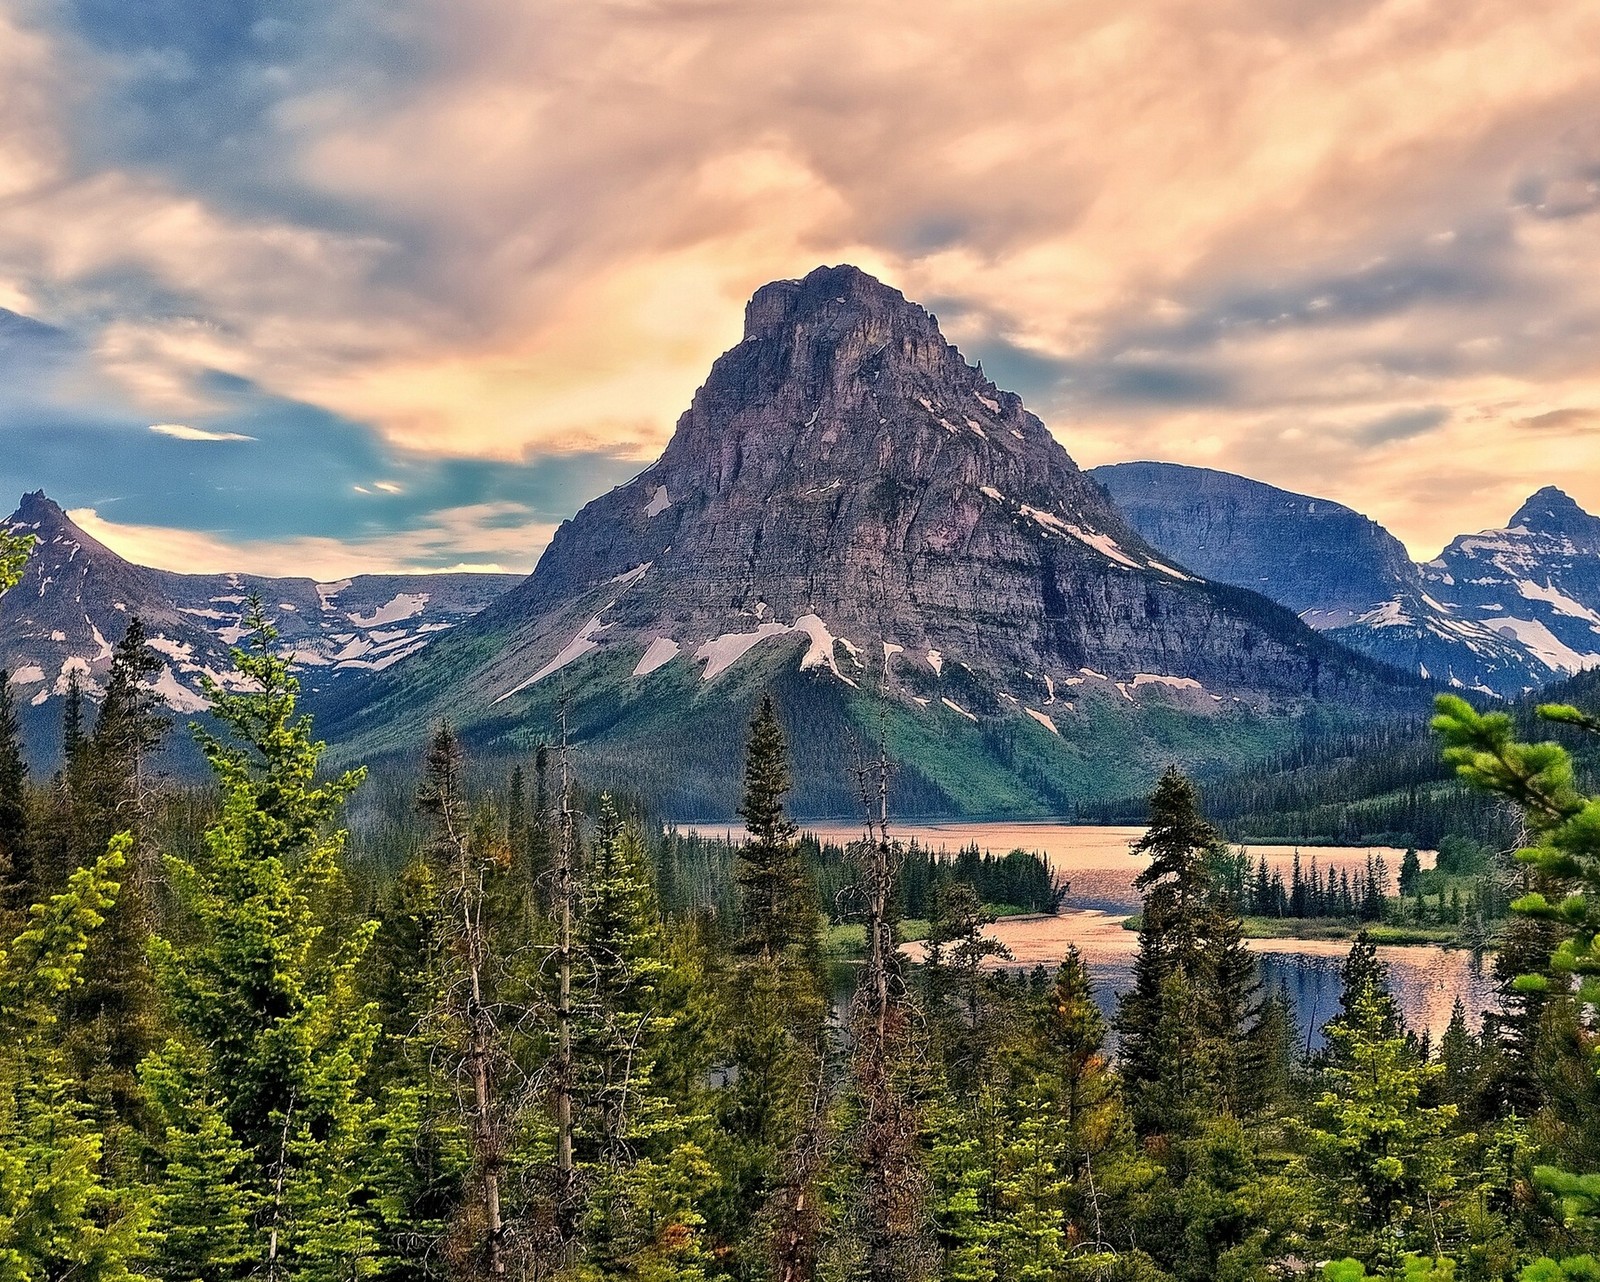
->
419, 722, 508, 1278
847, 739, 932, 1282
552, 700, 578, 1237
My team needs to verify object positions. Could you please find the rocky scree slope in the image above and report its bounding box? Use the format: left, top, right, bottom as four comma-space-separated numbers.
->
322, 266, 1423, 816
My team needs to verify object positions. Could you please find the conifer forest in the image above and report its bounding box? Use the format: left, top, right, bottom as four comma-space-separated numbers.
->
3, 534, 1600, 1282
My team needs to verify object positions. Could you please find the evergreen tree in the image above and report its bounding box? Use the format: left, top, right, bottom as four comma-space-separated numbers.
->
1438, 999, 1481, 1113
922, 882, 1011, 1092
141, 606, 385, 1282
0, 834, 144, 1280
717, 694, 829, 1279
1435, 692, 1600, 1238
573, 797, 713, 1278
1117, 768, 1257, 1134
0, 673, 29, 915
1399, 848, 1422, 897
1305, 940, 1462, 1271
416, 722, 517, 1279
62, 616, 171, 1159
735, 696, 813, 960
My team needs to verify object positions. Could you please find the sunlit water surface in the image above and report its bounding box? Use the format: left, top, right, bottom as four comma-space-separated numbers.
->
691, 820, 1493, 1046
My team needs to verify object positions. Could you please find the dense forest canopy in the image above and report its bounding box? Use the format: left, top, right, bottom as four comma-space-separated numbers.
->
0, 547, 1597, 1282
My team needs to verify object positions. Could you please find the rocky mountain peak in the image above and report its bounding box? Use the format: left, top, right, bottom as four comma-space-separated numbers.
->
322, 267, 1422, 816
1510, 485, 1598, 538
656, 264, 1040, 507
742, 264, 942, 343
7, 490, 116, 562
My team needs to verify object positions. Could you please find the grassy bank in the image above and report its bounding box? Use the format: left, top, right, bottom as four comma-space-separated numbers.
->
823, 905, 1037, 959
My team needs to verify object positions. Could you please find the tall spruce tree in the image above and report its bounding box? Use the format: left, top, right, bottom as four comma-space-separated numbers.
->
62, 616, 170, 1156
1306, 940, 1462, 1271
0, 834, 143, 1280
417, 722, 516, 1279
141, 606, 385, 1282
735, 696, 813, 960
1117, 768, 1257, 1135
0, 673, 29, 916
573, 797, 713, 1278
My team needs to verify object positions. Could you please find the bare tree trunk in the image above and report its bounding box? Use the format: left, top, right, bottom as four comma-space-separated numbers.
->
440, 754, 506, 1277
849, 743, 930, 1282
553, 702, 577, 1237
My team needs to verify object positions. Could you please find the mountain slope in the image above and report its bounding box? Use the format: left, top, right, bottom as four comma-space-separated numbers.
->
1418, 487, 1600, 685
1, 492, 519, 757
1093, 462, 1578, 696
324, 266, 1425, 816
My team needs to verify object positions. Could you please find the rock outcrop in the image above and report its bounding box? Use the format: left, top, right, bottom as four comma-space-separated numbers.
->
323, 266, 1422, 815
1094, 463, 1600, 695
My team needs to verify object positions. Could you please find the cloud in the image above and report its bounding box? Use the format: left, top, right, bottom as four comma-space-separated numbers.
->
148, 422, 257, 442
68, 502, 551, 579
0, 0, 1597, 561
1518, 407, 1599, 432
1355, 406, 1452, 447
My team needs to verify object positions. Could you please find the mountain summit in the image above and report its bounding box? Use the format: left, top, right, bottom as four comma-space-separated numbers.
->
324, 266, 1419, 815
1092, 464, 1600, 696
0, 494, 518, 758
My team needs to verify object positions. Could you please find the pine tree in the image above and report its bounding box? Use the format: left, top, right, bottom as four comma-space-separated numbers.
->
922, 882, 1011, 1092
0, 673, 30, 915
735, 695, 814, 960
572, 797, 712, 1278
1438, 999, 1481, 1113
1399, 848, 1422, 897
1242, 982, 1299, 1116
1305, 939, 1462, 1270
1117, 768, 1254, 1135
141, 606, 385, 1282
62, 616, 170, 1157
0, 834, 145, 1280
417, 722, 515, 1279
992, 1091, 1068, 1282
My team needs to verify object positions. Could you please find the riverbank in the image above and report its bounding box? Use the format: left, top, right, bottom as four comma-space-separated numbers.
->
1117, 911, 1491, 949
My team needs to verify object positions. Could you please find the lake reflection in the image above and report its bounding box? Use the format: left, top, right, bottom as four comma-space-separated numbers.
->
795, 821, 1484, 1047
902, 908, 1496, 1048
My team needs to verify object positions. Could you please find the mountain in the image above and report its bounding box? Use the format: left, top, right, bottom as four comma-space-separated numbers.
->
1, 491, 520, 755
1092, 463, 1597, 696
322, 265, 1425, 817
1419, 486, 1600, 683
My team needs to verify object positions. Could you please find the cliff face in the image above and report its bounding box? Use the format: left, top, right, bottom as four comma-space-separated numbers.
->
322, 266, 1420, 816
1094, 463, 1600, 696
1091, 462, 1420, 627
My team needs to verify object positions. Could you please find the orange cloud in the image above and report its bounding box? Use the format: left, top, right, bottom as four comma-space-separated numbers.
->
1, 0, 1599, 556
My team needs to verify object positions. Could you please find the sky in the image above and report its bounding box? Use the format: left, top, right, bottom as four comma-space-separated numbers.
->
1, 0, 1599, 576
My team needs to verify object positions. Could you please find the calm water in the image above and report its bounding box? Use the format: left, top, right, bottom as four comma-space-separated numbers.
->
689, 820, 1494, 1045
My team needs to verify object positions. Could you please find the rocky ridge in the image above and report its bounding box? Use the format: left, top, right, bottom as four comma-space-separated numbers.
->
323, 266, 1421, 814
1, 491, 519, 732
1093, 463, 1598, 696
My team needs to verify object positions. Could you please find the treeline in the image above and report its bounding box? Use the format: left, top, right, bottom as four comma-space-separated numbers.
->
1089, 713, 1521, 849
1, 587, 1598, 1279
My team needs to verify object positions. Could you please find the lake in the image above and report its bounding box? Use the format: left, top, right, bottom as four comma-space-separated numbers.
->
692, 820, 1494, 1045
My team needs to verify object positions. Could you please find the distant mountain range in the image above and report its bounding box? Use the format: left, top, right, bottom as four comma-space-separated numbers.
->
1, 491, 519, 758
320, 265, 1425, 816
12, 268, 1593, 816
1093, 463, 1600, 697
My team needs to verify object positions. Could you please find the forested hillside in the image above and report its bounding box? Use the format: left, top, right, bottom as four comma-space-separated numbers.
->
2, 523, 1598, 1282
